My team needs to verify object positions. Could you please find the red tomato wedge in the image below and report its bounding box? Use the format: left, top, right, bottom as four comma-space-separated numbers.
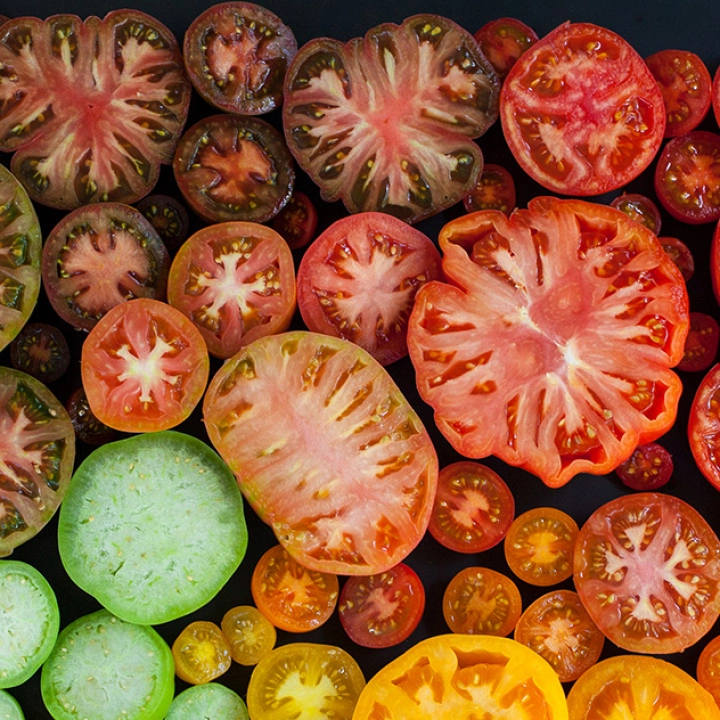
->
203, 331, 439, 575
500, 22, 666, 196
407, 197, 689, 488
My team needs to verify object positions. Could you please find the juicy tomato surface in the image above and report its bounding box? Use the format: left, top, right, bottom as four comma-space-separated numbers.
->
615, 441, 674, 490
221, 605, 277, 666
408, 197, 689, 487
573, 492, 720, 654
171, 620, 232, 685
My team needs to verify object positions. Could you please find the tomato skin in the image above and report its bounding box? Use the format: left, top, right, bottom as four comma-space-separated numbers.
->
689, 363, 720, 490
678, 311, 720, 372
615, 441, 673, 490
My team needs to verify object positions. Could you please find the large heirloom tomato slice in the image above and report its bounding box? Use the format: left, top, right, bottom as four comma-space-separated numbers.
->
282, 14, 500, 224
203, 331, 438, 575
407, 197, 689, 487
573, 492, 720, 654
500, 22, 666, 196
0, 12, 190, 210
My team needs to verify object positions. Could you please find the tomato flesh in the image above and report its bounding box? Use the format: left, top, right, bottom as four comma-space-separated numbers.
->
473, 17, 539, 80
678, 312, 719, 372
689, 363, 720, 491
615, 441, 673, 490
221, 605, 276, 666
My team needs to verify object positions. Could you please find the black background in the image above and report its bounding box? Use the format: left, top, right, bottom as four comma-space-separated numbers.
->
4, 0, 720, 717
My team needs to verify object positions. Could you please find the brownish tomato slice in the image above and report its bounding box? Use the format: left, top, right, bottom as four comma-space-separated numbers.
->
0, 12, 190, 210
282, 15, 500, 224
573, 492, 720, 654
660, 235, 695, 282
678, 311, 719, 372
135, 194, 190, 252
462, 163, 517, 214
184, 1, 297, 115
407, 197, 689, 487
64, 386, 117, 447
501, 22, 666, 195
174, 113, 294, 224
615, 441, 673, 490
473, 17, 538, 80
9, 322, 70, 384
270, 191, 318, 249
610, 192, 662, 235
689, 363, 720, 490
203, 331, 439, 576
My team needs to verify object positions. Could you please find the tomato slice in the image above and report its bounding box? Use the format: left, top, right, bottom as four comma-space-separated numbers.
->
173, 113, 295, 224
698, 634, 720, 708
221, 605, 277, 666
251, 544, 339, 633
296, 212, 442, 365
135, 194, 191, 252
646, 48, 712, 137
81, 298, 210, 433
271, 191, 318, 249
615, 441, 674, 490
64, 386, 117, 447
462, 163, 517, 214
338, 563, 425, 648
428, 461, 515, 554
513, 589, 604, 683
282, 15, 500, 224
710, 220, 720, 305
171, 621, 232, 685
610, 192, 662, 235
167, 221, 297, 359
473, 17, 539, 80
654, 130, 720, 224
443, 566, 522, 637
504, 507, 579, 587
0, 12, 190, 210
678, 311, 720, 372
203, 331, 439, 575
688, 363, 720, 490
408, 197, 689, 487
9, 322, 70, 385
660, 235, 695, 282
501, 22, 666, 195
573, 492, 720, 654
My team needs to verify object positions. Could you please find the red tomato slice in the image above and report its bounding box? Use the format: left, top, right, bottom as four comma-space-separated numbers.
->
297, 212, 442, 365
610, 192, 662, 235
407, 197, 689, 488
338, 563, 425, 649
573, 492, 720, 654
678, 311, 720, 372
81, 298, 210, 433
689, 363, 720, 491
203, 331, 439, 575
271, 191, 318, 249
710, 220, 720, 305
500, 22, 666, 196
462, 164, 517, 215
615, 441, 674, 490
660, 235, 695, 282
167, 221, 296, 359
473, 17, 539, 81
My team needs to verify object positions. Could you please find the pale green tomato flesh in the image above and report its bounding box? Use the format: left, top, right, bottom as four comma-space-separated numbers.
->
165, 683, 249, 720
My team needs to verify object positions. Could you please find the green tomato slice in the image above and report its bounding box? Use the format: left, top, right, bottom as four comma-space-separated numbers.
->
165, 683, 249, 720
0, 690, 24, 720
41, 609, 174, 720
57, 431, 248, 625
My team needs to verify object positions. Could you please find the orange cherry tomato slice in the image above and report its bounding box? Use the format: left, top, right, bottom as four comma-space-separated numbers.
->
220, 605, 277, 666
171, 620, 232, 685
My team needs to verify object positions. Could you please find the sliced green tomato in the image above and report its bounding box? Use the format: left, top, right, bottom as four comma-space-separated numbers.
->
165, 683, 249, 720
0, 165, 41, 352
0, 560, 59, 689
0, 690, 24, 720
41, 609, 175, 720
57, 431, 247, 625
0, 368, 75, 557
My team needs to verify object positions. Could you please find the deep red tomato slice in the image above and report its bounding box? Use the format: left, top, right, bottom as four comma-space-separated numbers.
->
615, 441, 673, 490
659, 235, 695, 282
610, 192, 662, 235
689, 363, 720, 490
184, 1, 297, 116
296, 212, 442, 366
173, 113, 295, 224
710, 220, 720, 305
573, 492, 720, 654
203, 331, 439, 575
0, 12, 190, 210
81, 298, 210, 433
271, 191, 318, 249
473, 17, 538, 80
9, 322, 70, 384
646, 49, 712, 137
408, 197, 689, 488
135, 194, 191, 253
167, 221, 296, 359
338, 563, 425, 648
678, 312, 720, 372
654, 130, 720, 224
282, 15, 500, 224
501, 22, 666, 196
428, 461, 514, 554
462, 164, 517, 215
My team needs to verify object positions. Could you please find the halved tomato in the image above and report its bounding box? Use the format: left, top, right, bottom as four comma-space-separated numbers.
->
282, 14, 500, 224
171, 621, 232, 685
462, 163, 516, 215
203, 331, 439, 575
615, 441, 673, 490
407, 197, 689, 487
271, 190, 318, 249
573, 492, 720, 654
610, 192, 662, 235
473, 17, 539, 81
678, 311, 720, 372
0, 12, 190, 210
501, 22, 666, 196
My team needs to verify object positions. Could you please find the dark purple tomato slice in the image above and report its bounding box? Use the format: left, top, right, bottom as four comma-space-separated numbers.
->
615, 441, 673, 491
660, 236, 695, 282
473, 17, 539, 80
610, 193, 662, 235
41, 203, 170, 331
10, 322, 70, 384
270, 191, 318, 249
678, 312, 720, 373
174, 114, 295, 224
184, 1, 297, 116
135, 194, 191, 252
65, 387, 117, 446
0, 367, 75, 557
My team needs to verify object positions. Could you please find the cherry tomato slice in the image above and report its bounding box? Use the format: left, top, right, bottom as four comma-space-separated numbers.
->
428, 461, 515, 554
338, 563, 425, 649
660, 235, 695, 282
171, 621, 232, 685
678, 311, 720, 372
473, 17, 539, 80
220, 605, 277, 666
698, 634, 720, 708
270, 191, 318, 249
462, 163, 517, 214
442, 566, 522, 637
710, 220, 720, 305
9, 322, 70, 384
504, 507, 579, 587
689, 363, 720, 490
610, 192, 662, 235
64, 387, 117, 446
135, 194, 190, 253
615, 441, 674, 490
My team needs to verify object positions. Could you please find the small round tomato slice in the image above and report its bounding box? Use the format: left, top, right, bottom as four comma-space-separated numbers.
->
171, 621, 232, 685
473, 17, 538, 81
698, 634, 720, 708
462, 163, 516, 214
135, 194, 190, 252
615, 441, 674, 490
610, 192, 662, 235
173, 114, 294, 224
513, 589, 604, 683
338, 563, 425, 649
678, 311, 720, 372
655, 130, 720, 224
689, 363, 720, 490
251, 544, 339, 633
660, 235, 695, 282
646, 48, 712, 137
167, 221, 296, 359
271, 190, 318, 249
442, 566, 522, 637
81, 298, 210, 433
9, 322, 70, 384
504, 507, 579, 587
428, 461, 515, 554
574, 492, 720, 654
221, 605, 276, 666
64, 386, 117, 446
710, 220, 720, 306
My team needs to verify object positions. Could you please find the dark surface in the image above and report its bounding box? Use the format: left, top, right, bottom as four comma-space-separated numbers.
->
3, 0, 720, 716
